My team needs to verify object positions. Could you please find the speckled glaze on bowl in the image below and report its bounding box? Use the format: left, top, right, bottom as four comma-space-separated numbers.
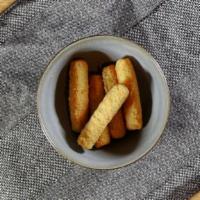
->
37, 36, 170, 169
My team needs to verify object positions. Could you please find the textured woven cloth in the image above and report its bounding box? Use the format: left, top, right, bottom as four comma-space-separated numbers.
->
0, 0, 200, 199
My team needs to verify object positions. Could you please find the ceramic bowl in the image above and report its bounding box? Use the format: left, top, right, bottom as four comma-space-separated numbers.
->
37, 36, 170, 169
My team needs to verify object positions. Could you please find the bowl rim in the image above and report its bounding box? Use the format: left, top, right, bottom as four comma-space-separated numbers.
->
37, 35, 171, 170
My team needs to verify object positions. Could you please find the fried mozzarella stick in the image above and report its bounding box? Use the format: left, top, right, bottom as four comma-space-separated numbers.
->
89, 75, 110, 148
78, 84, 129, 149
69, 59, 89, 132
102, 65, 126, 138
115, 58, 143, 130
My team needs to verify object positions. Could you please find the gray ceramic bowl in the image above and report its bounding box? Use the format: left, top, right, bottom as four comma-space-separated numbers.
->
37, 36, 170, 169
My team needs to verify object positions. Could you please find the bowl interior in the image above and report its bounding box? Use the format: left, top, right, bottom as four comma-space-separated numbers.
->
38, 36, 169, 169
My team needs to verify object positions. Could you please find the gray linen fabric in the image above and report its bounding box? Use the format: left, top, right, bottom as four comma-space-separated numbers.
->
0, 0, 200, 199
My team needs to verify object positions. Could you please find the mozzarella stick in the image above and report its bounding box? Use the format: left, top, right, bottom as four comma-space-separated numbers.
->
89, 75, 110, 148
102, 65, 126, 138
78, 84, 129, 149
116, 58, 142, 130
69, 59, 89, 132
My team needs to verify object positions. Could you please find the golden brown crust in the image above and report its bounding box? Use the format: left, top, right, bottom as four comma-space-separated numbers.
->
89, 75, 110, 148
102, 65, 118, 92
69, 59, 89, 132
89, 75, 105, 113
102, 65, 126, 138
108, 111, 126, 138
95, 128, 110, 148
115, 58, 143, 130
77, 84, 129, 149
